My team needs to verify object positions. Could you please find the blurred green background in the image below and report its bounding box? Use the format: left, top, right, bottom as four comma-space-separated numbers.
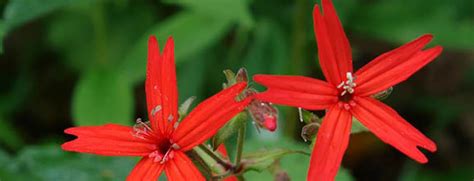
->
0, 0, 473, 180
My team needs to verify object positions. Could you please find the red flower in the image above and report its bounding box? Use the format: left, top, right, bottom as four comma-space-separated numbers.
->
253, 0, 442, 180
62, 36, 251, 181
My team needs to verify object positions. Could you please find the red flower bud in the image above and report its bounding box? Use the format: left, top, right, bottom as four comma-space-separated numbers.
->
245, 88, 278, 132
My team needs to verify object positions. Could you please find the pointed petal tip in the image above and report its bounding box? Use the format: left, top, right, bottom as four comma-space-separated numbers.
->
60, 142, 71, 151
165, 36, 175, 48
148, 35, 158, 47
313, 4, 321, 17
64, 127, 74, 134
420, 34, 434, 41
416, 154, 429, 164
431, 45, 443, 54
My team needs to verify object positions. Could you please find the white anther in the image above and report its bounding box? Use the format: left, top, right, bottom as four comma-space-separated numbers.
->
160, 149, 173, 164
132, 118, 153, 140
339, 72, 357, 96
298, 107, 304, 122
171, 143, 180, 150
173, 122, 179, 129
168, 115, 174, 122
151, 105, 162, 116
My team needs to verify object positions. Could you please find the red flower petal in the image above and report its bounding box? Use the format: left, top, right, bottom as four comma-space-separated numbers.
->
165, 151, 205, 181
126, 157, 165, 181
62, 124, 156, 156
313, 1, 353, 86
146, 36, 178, 135
350, 97, 436, 163
308, 106, 352, 181
172, 82, 250, 151
355, 35, 443, 96
254, 75, 338, 110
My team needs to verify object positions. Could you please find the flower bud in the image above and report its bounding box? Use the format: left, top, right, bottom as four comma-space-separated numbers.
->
245, 88, 278, 132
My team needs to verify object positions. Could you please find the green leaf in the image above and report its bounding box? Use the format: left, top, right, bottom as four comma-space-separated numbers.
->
242, 19, 290, 76
1, 0, 89, 54
0, 114, 23, 149
164, 0, 253, 27
351, 117, 368, 133
211, 112, 248, 150
243, 139, 309, 180
0, 20, 4, 53
72, 69, 133, 126
351, 0, 474, 50
244, 139, 354, 181
3, 0, 85, 30
242, 148, 309, 172
8, 145, 136, 181
119, 11, 232, 84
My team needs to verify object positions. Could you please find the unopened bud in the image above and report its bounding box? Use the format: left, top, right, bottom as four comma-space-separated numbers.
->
235, 68, 248, 83
301, 122, 320, 142
245, 88, 278, 132
274, 171, 290, 181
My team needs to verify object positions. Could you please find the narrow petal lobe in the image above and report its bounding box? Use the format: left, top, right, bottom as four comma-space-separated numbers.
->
127, 157, 165, 181
254, 75, 338, 110
356, 35, 442, 96
313, 1, 352, 86
172, 82, 250, 151
308, 106, 352, 181
350, 97, 436, 163
62, 124, 156, 156
145, 36, 179, 135
165, 151, 205, 181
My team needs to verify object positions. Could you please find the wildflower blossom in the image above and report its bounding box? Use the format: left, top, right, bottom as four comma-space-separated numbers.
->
253, 0, 442, 180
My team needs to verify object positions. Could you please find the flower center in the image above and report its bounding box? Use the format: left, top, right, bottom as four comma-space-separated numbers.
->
337, 72, 357, 110
148, 139, 181, 164
131, 118, 181, 164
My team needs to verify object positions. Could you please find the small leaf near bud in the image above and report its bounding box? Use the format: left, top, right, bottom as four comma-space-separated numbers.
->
223, 69, 236, 86
235, 68, 248, 83
178, 96, 196, 121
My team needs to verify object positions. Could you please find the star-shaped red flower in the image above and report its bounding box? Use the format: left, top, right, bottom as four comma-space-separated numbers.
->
253, 0, 442, 180
62, 36, 251, 181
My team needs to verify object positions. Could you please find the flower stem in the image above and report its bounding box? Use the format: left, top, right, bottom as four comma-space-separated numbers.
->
187, 149, 213, 179
234, 122, 246, 167
198, 144, 233, 169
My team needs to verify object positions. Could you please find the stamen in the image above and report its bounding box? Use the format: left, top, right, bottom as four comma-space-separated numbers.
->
151, 105, 162, 116
171, 143, 180, 150
298, 107, 304, 122
173, 122, 179, 129
338, 72, 357, 96
168, 115, 174, 122
160, 149, 173, 164
132, 118, 154, 140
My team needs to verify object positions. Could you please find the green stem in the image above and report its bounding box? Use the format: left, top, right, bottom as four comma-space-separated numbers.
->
187, 150, 213, 179
234, 122, 246, 167
198, 144, 233, 169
